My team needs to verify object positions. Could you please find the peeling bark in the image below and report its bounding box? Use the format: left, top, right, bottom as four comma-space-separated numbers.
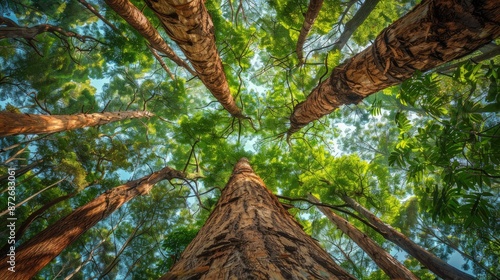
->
0, 110, 154, 137
104, 0, 196, 76
289, 0, 500, 134
296, 0, 324, 65
160, 158, 354, 279
341, 195, 475, 280
0, 166, 186, 280
145, 0, 244, 118
308, 194, 419, 280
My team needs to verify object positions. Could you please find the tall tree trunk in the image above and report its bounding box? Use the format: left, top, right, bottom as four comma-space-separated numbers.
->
331, 0, 381, 52
341, 195, 476, 280
296, 0, 324, 65
0, 166, 185, 279
289, 0, 500, 133
145, 0, 244, 118
160, 158, 355, 279
104, 0, 196, 76
0, 110, 154, 137
308, 194, 419, 280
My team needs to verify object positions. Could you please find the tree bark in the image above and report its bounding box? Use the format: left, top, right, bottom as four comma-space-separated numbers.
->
104, 0, 196, 76
289, 0, 500, 133
331, 0, 381, 52
341, 195, 476, 280
145, 0, 244, 118
296, 0, 324, 65
0, 110, 154, 137
160, 158, 355, 280
308, 194, 419, 280
0, 166, 186, 279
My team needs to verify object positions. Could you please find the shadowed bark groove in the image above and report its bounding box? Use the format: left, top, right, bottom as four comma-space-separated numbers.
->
289, 0, 500, 134
296, 0, 324, 65
0, 110, 154, 137
340, 195, 475, 280
0, 166, 186, 280
160, 158, 355, 280
145, 0, 244, 118
104, 0, 196, 76
308, 194, 419, 280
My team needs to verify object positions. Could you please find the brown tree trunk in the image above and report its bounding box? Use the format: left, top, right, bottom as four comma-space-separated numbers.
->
160, 158, 355, 280
104, 0, 196, 76
0, 110, 154, 137
289, 0, 500, 133
308, 194, 419, 280
0, 166, 186, 279
340, 195, 475, 280
296, 0, 324, 65
331, 0, 381, 52
145, 0, 244, 118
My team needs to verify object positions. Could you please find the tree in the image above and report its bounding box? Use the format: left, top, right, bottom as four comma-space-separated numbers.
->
0, 110, 153, 137
308, 194, 419, 280
160, 158, 355, 279
340, 194, 475, 280
145, 0, 244, 117
296, 0, 324, 64
289, 0, 500, 133
0, 166, 186, 279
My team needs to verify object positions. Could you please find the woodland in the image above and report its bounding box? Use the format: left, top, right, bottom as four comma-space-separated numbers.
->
0, 0, 499, 279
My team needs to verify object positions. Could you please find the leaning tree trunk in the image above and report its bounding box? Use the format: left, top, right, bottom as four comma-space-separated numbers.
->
104, 0, 196, 76
145, 0, 244, 118
0, 166, 185, 280
0, 110, 153, 137
340, 194, 475, 280
296, 0, 324, 65
308, 194, 419, 280
289, 0, 500, 134
160, 158, 355, 280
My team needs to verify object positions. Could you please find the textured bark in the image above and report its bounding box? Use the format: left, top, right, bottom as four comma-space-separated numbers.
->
145, 0, 243, 118
296, 0, 324, 64
104, 0, 196, 76
0, 110, 154, 137
289, 0, 500, 133
0, 166, 186, 280
308, 194, 419, 280
331, 0, 381, 51
160, 158, 354, 280
341, 195, 475, 280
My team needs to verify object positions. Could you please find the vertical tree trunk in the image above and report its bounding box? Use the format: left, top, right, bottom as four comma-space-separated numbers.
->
340, 195, 475, 280
145, 0, 244, 118
0, 166, 185, 280
160, 158, 355, 279
296, 0, 324, 65
104, 0, 196, 76
308, 194, 419, 280
0, 110, 153, 137
289, 0, 500, 133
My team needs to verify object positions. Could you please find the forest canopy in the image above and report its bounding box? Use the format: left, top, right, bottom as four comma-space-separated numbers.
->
0, 0, 499, 279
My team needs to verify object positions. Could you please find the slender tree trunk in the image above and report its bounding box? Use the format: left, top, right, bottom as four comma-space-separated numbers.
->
160, 158, 355, 279
308, 194, 419, 280
145, 0, 244, 118
296, 0, 324, 65
289, 0, 500, 133
340, 195, 475, 279
331, 0, 381, 51
104, 0, 196, 76
0, 110, 153, 137
76, 0, 121, 34
0, 166, 185, 279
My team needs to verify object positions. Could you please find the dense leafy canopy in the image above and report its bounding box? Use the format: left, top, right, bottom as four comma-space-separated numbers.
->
1, 0, 498, 279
